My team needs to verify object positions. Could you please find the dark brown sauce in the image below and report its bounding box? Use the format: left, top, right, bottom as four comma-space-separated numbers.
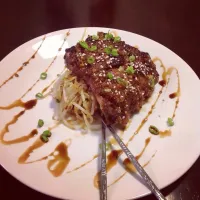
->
0, 36, 46, 89
42, 79, 56, 94
18, 138, 44, 164
159, 130, 171, 138
0, 32, 69, 112
94, 138, 151, 188
123, 137, 151, 173
66, 154, 98, 174
47, 142, 70, 177
169, 92, 177, 99
0, 99, 37, 110
21, 32, 69, 99
126, 89, 163, 145
0, 110, 25, 144
19, 139, 71, 177
94, 150, 122, 188
108, 151, 156, 188
3, 129, 38, 145
159, 80, 166, 86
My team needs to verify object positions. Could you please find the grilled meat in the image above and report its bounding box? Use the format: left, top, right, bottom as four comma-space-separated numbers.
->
64, 32, 159, 127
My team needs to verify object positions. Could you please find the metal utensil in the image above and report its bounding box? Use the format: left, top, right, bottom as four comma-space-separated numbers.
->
100, 122, 107, 200
102, 120, 166, 200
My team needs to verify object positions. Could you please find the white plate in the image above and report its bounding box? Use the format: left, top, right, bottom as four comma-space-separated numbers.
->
0, 27, 200, 200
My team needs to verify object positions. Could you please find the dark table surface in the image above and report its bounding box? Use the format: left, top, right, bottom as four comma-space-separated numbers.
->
0, 0, 200, 199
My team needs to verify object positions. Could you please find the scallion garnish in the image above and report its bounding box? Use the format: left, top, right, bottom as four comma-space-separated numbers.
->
38, 119, 44, 128
87, 56, 95, 64
40, 135, 49, 143
105, 33, 113, 40
92, 35, 99, 40
104, 47, 111, 54
117, 77, 127, 86
111, 48, 118, 56
167, 118, 174, 126
79, 41, 89, 49
148, 75, 155, 87
125, 66, 135, 75
129, 55, 135, 62
42, 130, 52, 137
89, 45, 97, 51
114, 36, 121, 42
40, 72, 47, 80
107, 72, 114, 80
149, 125, 159, 135
36, 93, 43, 99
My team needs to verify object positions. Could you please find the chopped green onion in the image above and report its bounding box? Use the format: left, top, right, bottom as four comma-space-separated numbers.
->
105, 33, 113, 40
104, 88, 111, 92
79, 41, 89, 49
89, 45, 97, 51
40, 135, 49, 143
38, 119, 44, 128
42, 130, 52, 137
92, 35, 99, 40
149, 125, 159, 135
35, 93, 43, 99
125, 66, 135, 75
111, 48, 119, 56
117, 77, 127, 86
40, 72, 47, 80
107, 72, 114, 80
114, 36, 121, 42
118, 66, 124, 71
167, 118, 174, 126
104, 47, 111, 54
148, 75, 155, 87
87, 56, 95, 64
129, 55, 135, 62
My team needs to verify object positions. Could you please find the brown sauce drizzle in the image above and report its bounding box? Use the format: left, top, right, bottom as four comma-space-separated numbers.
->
126, 89, 163, 145
19, 139, 71, 177
159, 80, 166, 87
94, 138, 151, 188
3, 129, 38, 145
18, 138, 45, 164
0, 31, 70, 111
66, 154, 98, 174
0, 110, 25, 144
47, 142, 70, 177
169, 92, 177, 99
152, 58, 181, 119
159, 130, 171, 138
0, 99, 37, 110
21, 32, 69, 99
123, 137, 151, 173
0, 36, 46, 89
0, 99, 37, 144
108, 151, 156, 188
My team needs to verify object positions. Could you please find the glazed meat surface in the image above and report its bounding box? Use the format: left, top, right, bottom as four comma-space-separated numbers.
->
64, 32, 159, 127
